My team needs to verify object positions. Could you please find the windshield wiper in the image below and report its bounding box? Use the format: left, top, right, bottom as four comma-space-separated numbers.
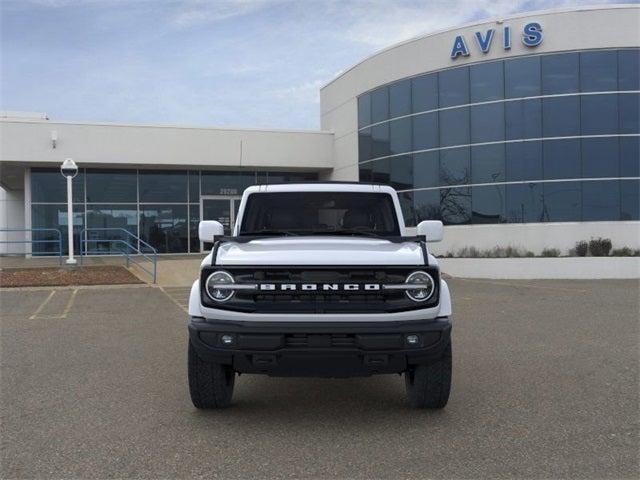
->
239, 229, 302, 236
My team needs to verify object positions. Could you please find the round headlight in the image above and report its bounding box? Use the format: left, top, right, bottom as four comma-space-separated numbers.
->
405, 271, 435, 302
205, 271, 235, 302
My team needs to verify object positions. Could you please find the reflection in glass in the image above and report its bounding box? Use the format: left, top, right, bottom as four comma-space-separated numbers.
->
440, 187, 471, 225
413, 189, 441, 223
188, 171, 200, 203
139, 170, 187, 203
389, 117, 412, 155
543, 139, 581, 180
371, 158, 390, 184
581, 94, 618, 135
541, 53, 579, 94
389, 79, 411, 118
583, 180, 620, 221
505, 99, 542, 140
201, 171, 255, 196
471, 144, 505, 184
371, 86, 389, 123
139, 205, 188, 253
470, 61, 504, 102
505, 56, 541, 98
86, 205, 138, 254
621, 180, 640, 220
618, 49, 640, 91
412, 74, 438, 113
398, 191, 415, 226
413, 151, 440, 189
440, 148, 470, 186
189, 204, 200, 253
542, 96, 580, 137
412, 112, 438, 151
439, 108, 469, 147
580, 51, 617, 92
470, 103, 505, 143
389, 155, 413, 191
359, 128, 372, 162
359, 163, 373, 183
620, 137, 640, 177
31, 204, 84, 255
371, 123, 390, 158
582, 137, 619, 178
542, 182, 581, 222
31, 168, 85, 203
619, 93, 639, 134
472, 185, 505, 224
358, 94, 371, 128
506, 142, 543, 182
439, 67, 469, 108
86, 169, 137, 203
506, 183, 543, 223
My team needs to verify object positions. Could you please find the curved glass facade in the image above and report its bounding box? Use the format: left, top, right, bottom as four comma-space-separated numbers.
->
357, 49, 640, 226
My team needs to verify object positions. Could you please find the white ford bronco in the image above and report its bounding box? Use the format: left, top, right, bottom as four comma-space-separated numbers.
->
188, 183, 452, 409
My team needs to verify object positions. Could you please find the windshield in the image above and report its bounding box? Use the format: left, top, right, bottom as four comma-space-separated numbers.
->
239, 191, 400, 236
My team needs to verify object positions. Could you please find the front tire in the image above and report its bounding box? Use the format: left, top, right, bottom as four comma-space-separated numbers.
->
405, 342, 452, 409
188, 341, 235, 409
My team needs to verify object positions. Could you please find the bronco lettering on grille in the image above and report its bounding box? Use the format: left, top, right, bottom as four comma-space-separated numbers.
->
258, 283, 381, 292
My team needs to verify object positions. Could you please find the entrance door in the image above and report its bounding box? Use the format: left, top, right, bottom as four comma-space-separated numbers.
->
200, 196, 241, 251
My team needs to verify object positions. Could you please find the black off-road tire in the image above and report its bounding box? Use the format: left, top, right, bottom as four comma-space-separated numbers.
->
404, 342, 452, 409
188, 341, 235, 409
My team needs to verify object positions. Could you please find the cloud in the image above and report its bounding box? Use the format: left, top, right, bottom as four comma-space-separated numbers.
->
170, 0, 285, 28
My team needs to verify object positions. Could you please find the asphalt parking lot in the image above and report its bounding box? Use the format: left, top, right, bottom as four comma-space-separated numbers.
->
1, 279, 638, 479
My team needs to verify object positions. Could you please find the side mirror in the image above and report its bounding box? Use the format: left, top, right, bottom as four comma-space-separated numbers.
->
416, 220, 443, 242
199, 220, 224, 243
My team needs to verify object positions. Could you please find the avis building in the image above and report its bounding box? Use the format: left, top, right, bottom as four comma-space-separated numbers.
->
1, 5, 638, 256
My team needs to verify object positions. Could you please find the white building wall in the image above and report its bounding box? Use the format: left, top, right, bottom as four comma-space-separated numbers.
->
0, 186, 26, 254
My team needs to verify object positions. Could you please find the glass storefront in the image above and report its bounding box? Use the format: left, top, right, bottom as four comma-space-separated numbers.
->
31, 168, 316, 254
357, 48, 640, 226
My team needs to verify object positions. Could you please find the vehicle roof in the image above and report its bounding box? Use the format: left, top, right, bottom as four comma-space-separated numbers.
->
243, 183, 398, 195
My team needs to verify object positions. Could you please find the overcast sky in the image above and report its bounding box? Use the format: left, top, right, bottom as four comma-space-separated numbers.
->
0, 0, 630, 129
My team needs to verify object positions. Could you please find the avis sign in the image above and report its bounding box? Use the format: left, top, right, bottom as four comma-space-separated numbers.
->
450, 22, 543, 59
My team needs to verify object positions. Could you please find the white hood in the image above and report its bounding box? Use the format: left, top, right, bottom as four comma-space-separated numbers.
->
209, 237, 426, 266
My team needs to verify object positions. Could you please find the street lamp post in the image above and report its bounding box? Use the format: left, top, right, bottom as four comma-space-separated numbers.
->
60, 158, 78, 265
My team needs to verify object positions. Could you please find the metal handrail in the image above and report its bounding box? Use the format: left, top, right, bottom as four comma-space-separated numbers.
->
79, 228, 158, 283
0, 228, 63, 264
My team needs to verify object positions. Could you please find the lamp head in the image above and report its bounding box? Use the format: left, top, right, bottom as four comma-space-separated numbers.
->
60, 158, 78, 179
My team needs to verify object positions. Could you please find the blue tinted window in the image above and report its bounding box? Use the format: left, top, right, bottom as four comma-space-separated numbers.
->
619, 93, 639, 134
389, 117, 412, 155
581, 94, 618, 135
86, 204, 138, 254
543, 139, 581, 179
543, 97, 580, 137
580, 51, 618, 92
470, 61, 504, 102
621, 179, 640, 220
542, 53, 579, 94
31, 204, 84, 255
582, 138, 619, 178
439, 108, 469, 147
619, 49, 640, 91
140, 205, 188, 253
389, 155, 413, 191
370, 87, 389, 123
506, 142, 543, 182
86, 169, 136, 203
472, 185, 505, 224
371, 123, 390, 158
620, 136, 640, 177
31, 168, 85, 203
412, 112, 438, 151
188, 171, 199, 203
359, 128, 372, 162
139, 170, 187, 203
413, 152, 440, 188
371, 158, 390, 184
470, 103, 504, 143
506, 183, 543, 223
471, 144, 505, 184
505, 99, 542, 140
413, 189, 441, 222
543, 182, 581, 222
440, 147, 470, 185
358, 94, 371, 128
412, 74, 438, 112
389, 79, 411, 118
583, 180, 620, 221
505, 56, 541, 98
439, 67, 469, 107
440, 187, 471, 225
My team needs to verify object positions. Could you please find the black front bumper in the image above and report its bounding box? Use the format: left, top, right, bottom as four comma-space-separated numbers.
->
188, 317, 451, 378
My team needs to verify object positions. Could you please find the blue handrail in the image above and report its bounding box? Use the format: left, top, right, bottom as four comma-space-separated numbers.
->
79, 228, 158, 283
0, 228, 63, 264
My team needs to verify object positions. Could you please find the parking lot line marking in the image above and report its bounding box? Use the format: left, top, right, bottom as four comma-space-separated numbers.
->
29, 290, 56, 319
59, 288, 78, 318
158, 286, 189, 314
